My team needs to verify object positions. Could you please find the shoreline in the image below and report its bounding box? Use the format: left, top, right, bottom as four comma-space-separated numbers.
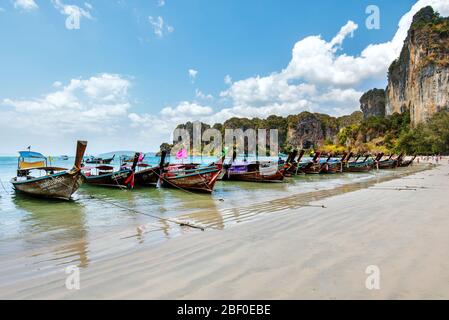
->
1, 162, 449, 299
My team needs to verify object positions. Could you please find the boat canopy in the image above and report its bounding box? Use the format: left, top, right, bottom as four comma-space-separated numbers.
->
18, 151, 46, 159
24, 166, 68, 172
19, 161, 47, 170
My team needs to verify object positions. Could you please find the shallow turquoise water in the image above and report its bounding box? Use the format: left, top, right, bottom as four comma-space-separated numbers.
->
0, 155, 424, 282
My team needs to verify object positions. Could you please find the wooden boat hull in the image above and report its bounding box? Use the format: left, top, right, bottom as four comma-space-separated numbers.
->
398, 160, 413, 168
343, 162, 374, 172
398, 156, 416, 168
222, 169, 285, 182
301, 162, 322, 174
320, 162, 342, 174
83, 169, 134, 188
377, 160, 398, 169
134, 167, 160, 186
161, 167, 222, 193
11, 171, 83, 200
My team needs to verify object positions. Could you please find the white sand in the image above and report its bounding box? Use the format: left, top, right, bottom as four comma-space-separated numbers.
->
2, 161, 449, 299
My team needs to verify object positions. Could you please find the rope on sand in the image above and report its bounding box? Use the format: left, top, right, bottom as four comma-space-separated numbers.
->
85, 194, 207, 231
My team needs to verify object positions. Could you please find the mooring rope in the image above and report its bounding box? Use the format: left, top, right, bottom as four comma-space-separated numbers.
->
0, 179, 12, 195
85, 194, 207, 231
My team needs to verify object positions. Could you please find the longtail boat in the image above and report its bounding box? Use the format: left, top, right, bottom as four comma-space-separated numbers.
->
342, 153, 375, 172
119, 153, 161, 187
160, 153, 224, 193
222, 160, 285, 182
301, 151, 323, 174
82, 153, 140, 189
11, 141, 87, 200
320, 153, 346, 174
85, 154, 115, 164
377, 153, 402, 169
285, 150, 305, 175
398, 155, 416, 168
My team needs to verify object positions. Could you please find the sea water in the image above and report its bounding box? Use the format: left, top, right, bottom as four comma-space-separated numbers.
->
0, 155, 426, 284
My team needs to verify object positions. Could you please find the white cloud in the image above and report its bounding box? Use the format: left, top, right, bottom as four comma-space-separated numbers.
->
224, 75, 232, 85
13, 0, 38, 11
195, 89, 213, 100
215, 0, 449, 121
157, 0, 165, 7
3, 0, 449, 154
51, 0, 93, 23
149, 16, 174, 37
2, 74, 131, 132
161, 101, 213, 118
188, 69, 198, 82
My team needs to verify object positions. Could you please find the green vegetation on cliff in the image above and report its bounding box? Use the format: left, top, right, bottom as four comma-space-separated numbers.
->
335, 110, 449, 155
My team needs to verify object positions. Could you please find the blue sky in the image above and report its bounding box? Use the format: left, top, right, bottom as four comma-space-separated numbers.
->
0, 0, 447, 154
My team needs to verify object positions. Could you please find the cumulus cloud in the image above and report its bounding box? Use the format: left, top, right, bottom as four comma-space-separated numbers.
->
2, 73, 131, 133
127, 0, 449, 147
216, 0, 449, 121
13, 0, 38, 11
51, 0, 93, 26
4, 0, 449, 154
161, 101, 213, 118
149, 16, 174, 37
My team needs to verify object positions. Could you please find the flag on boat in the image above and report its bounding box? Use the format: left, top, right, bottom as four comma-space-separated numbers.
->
176, 148, 188, 160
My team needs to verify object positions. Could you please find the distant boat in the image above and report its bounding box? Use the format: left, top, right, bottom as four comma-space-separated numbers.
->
82, 153, 139, 189
377, 153, 402, 169
398, 155, 417, 167
60, 155, 69, 160
11, 141, 88, 200
85, 154, 115, 164
342, 153, 377, 172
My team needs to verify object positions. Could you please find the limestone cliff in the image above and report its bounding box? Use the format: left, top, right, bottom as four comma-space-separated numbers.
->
171, 112, 363, 151
286, 112, 362, 149
360, 89, 386, 118
386, 6, 449, 125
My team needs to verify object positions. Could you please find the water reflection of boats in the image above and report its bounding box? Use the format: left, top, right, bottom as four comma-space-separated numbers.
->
13, 196, 89, 268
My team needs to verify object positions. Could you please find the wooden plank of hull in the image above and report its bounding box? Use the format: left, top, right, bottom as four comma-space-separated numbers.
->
162, 169, 221, 193
11, 172, 83, 200
343, 163, 373, 172
83, 170, 133, 188
225, 170, 284, 182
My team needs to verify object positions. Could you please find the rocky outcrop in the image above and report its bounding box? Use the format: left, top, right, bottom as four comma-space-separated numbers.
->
386, 6, 449, 125
286, 111, 362, 149
360, 89, 386, 118
171, 111, 363, 151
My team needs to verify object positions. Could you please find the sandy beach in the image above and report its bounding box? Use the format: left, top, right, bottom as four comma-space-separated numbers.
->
1, 160, 449, 299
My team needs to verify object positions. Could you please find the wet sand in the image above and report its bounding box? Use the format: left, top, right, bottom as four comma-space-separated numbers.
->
1, 161, 449, 299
